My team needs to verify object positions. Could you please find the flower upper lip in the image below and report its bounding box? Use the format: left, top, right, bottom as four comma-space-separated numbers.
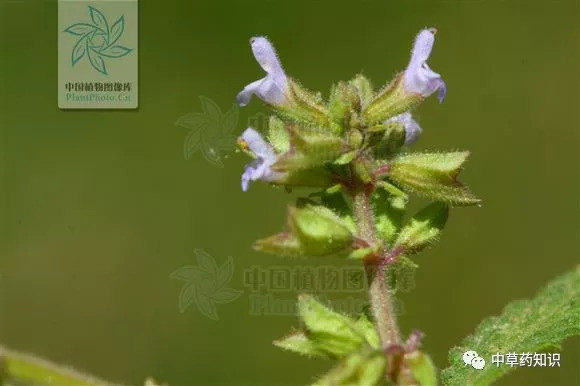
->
403, 28, 447, 103
236, 36, 289, 107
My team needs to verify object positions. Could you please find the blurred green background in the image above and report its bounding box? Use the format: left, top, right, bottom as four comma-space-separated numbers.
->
0, 0, 578, 385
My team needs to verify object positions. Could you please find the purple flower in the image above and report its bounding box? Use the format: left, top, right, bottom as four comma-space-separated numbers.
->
385, 111, 422, 145
239, 128, 284, 191
236, 37, 289, 107
403, 28, 447, 103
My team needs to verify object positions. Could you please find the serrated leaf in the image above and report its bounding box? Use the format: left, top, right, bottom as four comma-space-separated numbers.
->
394, 202, 448, 254
388, 151, 480, 206
441, 267, 580, 386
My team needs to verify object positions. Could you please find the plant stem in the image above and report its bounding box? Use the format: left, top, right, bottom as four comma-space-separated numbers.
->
352, 188, 402, 348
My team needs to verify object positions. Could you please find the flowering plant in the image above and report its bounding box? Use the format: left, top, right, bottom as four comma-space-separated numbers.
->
235, 29, 580, 385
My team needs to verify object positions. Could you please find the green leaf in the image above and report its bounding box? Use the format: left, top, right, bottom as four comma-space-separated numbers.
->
0, 346, 111, 385
313, 347, 386, 386
388, 151, 480, 206
275, 296, 378, 359
278, 167, 334, 189
394, 202, 448, 253
373, 187, 406, 244
267, 116, 290, 153
441, 267, 580, 386
296, 295, 368, 358
274, 331, 328, 358
334, 150, 357, 165
404, 351, 438, 386
288, 205, 354, 256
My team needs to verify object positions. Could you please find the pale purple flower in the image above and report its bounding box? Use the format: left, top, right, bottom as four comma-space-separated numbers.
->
239, 128, 284, 191
403, 28, 447, 102
385, 112, 422, 145
236, 37, 289, 107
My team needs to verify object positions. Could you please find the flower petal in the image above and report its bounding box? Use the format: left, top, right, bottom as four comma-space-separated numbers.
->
386, 112, 423, 145
240, 127, 276, 160
239, 128, 284, 191
236, 79, 264, 107
403, 28, 446, 101
250, 36, 284, 75
237, 37, 288, 106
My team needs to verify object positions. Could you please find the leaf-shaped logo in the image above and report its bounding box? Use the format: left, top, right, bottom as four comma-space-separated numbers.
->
63, 6, 133, 75
175, 96, 239, 168
170, 249, 243, 320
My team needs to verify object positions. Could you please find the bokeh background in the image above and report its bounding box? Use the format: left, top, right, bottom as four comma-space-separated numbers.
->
0, 0, 578, 385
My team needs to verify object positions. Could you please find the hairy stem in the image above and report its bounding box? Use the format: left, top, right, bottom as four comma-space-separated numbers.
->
352, 188, 402, 348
